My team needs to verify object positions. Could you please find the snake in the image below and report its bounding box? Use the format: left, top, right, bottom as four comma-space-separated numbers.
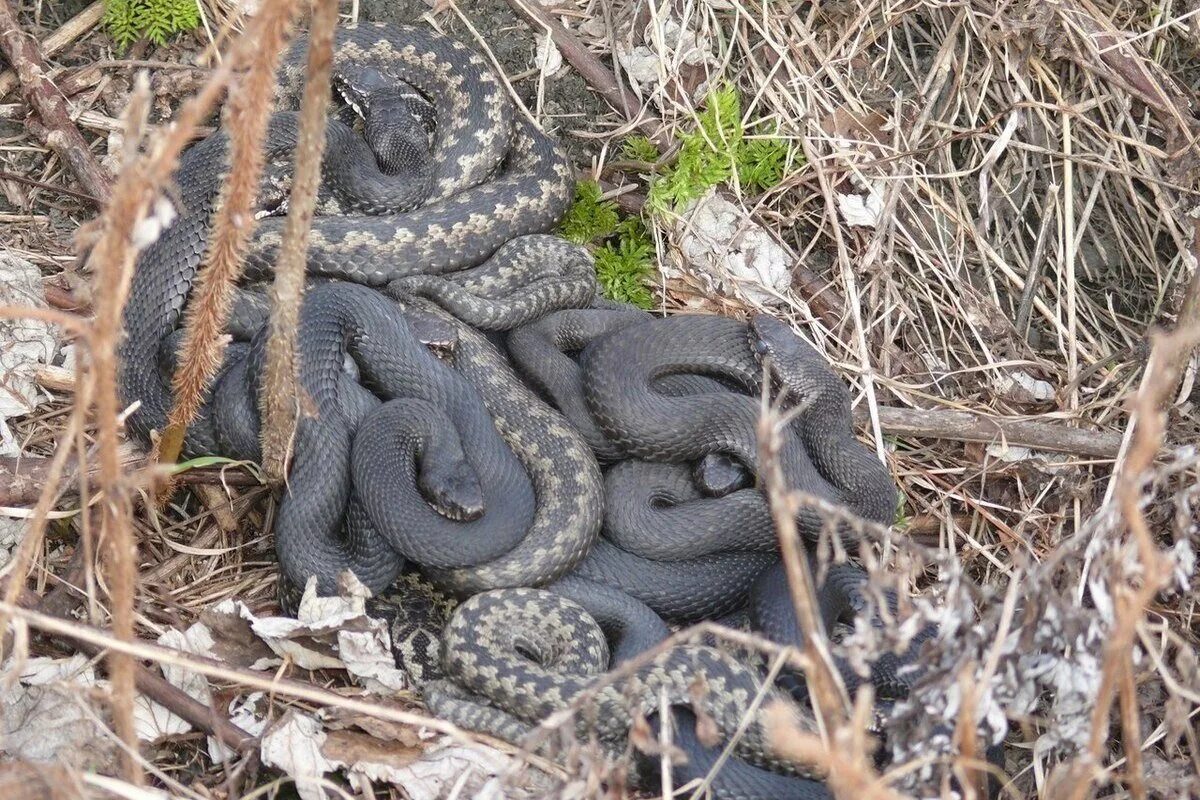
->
118, 22, 582, 457
116, 22, 608, 598
424, 551, 942, 800
112, 21, 977, 799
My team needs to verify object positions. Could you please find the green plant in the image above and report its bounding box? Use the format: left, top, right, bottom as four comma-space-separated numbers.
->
558, 181, 656, 309
621, 135, 660, 163
558, 180, 620, 245
738, 135, 791, 192
594, 218, 655, 309
104, 0, 201, 51
644, 85, 794, 214
559, 89, 793, 307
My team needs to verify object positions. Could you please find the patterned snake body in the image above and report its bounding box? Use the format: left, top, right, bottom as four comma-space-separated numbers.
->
116, 22, 932, 800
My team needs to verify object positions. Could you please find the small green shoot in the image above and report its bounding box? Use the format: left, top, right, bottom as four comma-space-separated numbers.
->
644, 85, 794, 214
738, 136, 791, 192
621, 135, 661, 163
594, 219, 656, 309
558, 181, 657, 309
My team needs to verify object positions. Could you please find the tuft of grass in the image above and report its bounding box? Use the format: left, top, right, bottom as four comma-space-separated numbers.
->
561, 89, 793, 308
559, 180, 620, 245
621, 135, 661, 163
103, 0, 201, 51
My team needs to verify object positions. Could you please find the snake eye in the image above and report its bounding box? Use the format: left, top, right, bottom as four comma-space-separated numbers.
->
753, 338, 771, 356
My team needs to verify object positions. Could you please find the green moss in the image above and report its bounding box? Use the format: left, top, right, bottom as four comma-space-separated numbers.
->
558, 180, 620, 245
621, 135, 661, 163
104, 0, 200, 51
558, 181, 657, 309
737, 135, 791, 192
560, 88, 796, 308
641, 85, 795, 214
594, 219, 655, 309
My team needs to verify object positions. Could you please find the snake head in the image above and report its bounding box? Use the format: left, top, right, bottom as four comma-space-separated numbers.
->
748, 314, 828, 408
333, 68, 437, 174
419, 459, 485, 523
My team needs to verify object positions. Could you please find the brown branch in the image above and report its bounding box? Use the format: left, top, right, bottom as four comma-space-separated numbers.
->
4, 541, 257, 754
857, 406, 1125, 459
0, 1, 104, 99
156, 1, 302, 480
0, 598, 478, 742
0, 0, 111, 203
0, 449, 263, 506
0, 169, 101, 205
260, 0, 338, 483
503, 0, 667, 147
756, 395, 849, 732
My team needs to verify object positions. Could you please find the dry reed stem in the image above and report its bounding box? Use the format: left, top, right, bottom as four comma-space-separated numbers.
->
158, 0, 301, 480
753, 376, 912, 798
2, 0, 306, 782
757, 384, 849, 729
1067, 310, 1200, 797
260, 0, 339, 484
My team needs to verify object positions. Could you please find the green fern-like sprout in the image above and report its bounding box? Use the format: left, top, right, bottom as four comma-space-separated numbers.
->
639, 86, 794, 214
738, 136, 791, 192
595, 219, 655, 309
104, 0, 200, 51
646, 85, 743, 215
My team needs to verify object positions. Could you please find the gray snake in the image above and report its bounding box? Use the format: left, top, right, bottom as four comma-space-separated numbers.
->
115, 21, 952, 800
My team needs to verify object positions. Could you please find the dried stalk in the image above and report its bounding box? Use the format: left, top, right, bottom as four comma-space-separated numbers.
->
157, 0, 301, 478
1067, 305, 1200, 798
260, 0, 339, 484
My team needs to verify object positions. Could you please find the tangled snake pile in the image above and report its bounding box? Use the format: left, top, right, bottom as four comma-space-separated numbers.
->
117, 21, 977, 800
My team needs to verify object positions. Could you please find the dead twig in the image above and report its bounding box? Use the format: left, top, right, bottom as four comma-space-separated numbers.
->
504, 0, 667, 147
260, 0, 338, 483
0, 1, 104, 98
156, 1, 302, 482
860, 405, 1125, 459
0, 0, 111, 202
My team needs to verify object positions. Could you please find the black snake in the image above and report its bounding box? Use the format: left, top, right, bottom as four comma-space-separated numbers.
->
114, 20, 963, 800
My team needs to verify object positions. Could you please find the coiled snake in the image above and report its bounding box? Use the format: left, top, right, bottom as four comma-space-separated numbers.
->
116, 20, 944, 800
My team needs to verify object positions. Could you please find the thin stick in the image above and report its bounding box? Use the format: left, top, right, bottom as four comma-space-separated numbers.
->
504, 0, 667, 147
0, 1, 104, 98
260, 0, 338, 483
858, 405, 1125, 459
0, 599, 483, 743
157, 0, 301, 477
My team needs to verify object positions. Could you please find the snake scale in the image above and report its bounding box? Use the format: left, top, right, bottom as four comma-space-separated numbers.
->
115, 20, 963, 800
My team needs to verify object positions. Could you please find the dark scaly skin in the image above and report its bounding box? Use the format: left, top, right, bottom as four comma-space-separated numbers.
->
409, 301, 604, 596
254, 283, 535, 595
118, 23, 576, 456
581, 315, 897, 535
749, 314, 898, 521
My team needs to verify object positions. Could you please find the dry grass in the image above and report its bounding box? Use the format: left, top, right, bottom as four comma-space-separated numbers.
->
0, 0, 1197, 799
